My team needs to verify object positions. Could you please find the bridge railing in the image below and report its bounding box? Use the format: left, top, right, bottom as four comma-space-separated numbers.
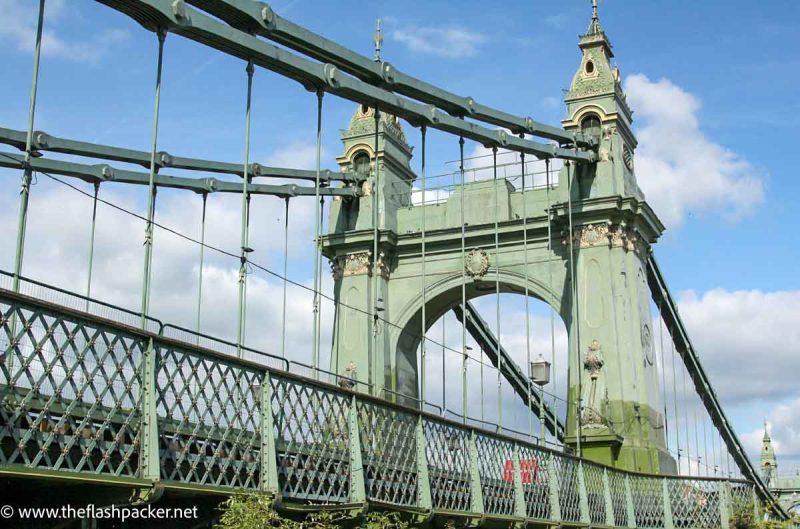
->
0, 286, 762, 527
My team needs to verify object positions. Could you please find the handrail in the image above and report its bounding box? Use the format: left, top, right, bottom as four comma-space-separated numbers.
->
161, 323, 290, 371
0, 270, 163, 333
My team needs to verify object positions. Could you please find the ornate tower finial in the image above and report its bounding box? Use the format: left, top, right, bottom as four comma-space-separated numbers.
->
592, 0, 598, 21
374, 18, 383, 62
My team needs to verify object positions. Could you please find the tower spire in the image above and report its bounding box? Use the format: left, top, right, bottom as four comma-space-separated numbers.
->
374, 18, 383, 62
586, 0, 605, 37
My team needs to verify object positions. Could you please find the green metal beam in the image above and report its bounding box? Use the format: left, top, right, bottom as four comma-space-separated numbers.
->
183, 0, 595, 148
453, 301, 565, 441
92, 0, 596, 163
0, 151, 360, 199
0, 126, 356, 184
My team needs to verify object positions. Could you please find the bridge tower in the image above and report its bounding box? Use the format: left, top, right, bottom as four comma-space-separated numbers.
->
323, 3, 673, 473
327, 103, 415, 395
762, 422, 778, 485
558, 2, 672, 473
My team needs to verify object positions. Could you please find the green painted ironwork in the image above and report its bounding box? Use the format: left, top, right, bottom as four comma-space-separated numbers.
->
0, 0, 789, 524
0, 284, 764, 524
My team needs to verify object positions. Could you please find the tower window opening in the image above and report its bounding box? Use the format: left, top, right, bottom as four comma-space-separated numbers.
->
353, 151, 371, 177
585, 60, 595, 74
581, 113, 602, 138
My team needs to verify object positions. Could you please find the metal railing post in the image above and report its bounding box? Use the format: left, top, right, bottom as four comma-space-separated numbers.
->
603, 468, 615, 526
662, 478, 675, 529
468, 430, 485, 515
719, 482, 732, 529
415, 417, 432, 511
348, 395, 366, 504
259, 372, 279, 493
512, 444, 527, 519
577, 462, 591, 524
624, 475, 637, 528
547, 455, 562, 523
140, 337, 160, 481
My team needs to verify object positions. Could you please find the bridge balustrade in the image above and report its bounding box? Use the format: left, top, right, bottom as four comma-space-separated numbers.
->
0, 286, 761, 527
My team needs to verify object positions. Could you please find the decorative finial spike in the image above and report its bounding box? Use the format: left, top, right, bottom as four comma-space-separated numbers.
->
592, 0, 598, 20
374, 18, 383, 62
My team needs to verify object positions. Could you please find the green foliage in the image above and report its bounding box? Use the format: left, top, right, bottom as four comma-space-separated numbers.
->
217, 493, 296, 529
730, 505, 799, 529
363, 511, 410, 529
216, 493, 410, 529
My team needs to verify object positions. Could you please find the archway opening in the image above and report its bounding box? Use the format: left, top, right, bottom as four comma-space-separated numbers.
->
399, 284, 570, 448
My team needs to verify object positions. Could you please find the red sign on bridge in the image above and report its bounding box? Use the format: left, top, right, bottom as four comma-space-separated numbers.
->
503, 458, 539, 484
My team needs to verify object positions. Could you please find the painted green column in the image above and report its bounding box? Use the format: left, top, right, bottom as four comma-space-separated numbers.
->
559, 5, 672, 474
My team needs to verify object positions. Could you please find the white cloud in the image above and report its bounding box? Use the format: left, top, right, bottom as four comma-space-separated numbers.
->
410, 186, 449, 205
742, 403, 800, 461
463, 142, 564, 189
390, 24, 487, 59
675, 288, 800, 405
625, 74, 765, 227
0, 141, 327, 366
0, 0, 129, 64
263, 140, 327, 171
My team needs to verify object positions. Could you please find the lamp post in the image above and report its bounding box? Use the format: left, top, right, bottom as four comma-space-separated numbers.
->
530, 355, 551, 444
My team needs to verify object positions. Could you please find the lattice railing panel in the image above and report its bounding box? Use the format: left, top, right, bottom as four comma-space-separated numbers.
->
583, 462, 607, 525
552, 455, 581, 522
0, 298, 142, 477
729, 483, 754, 515
668, 478, 721, 529
156, 344, 261, 489
356, 400, 417, 506
608, 469, 628, 526
475, 434, 515, 516
424, 419, 471, 512
271, 376, 350, 503
517, 444, 551, 520
631, 474, 665, 528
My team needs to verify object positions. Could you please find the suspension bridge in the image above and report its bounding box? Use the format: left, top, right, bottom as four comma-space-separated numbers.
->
0, 0, 790, 527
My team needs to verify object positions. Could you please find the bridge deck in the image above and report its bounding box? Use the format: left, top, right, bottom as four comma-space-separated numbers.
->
0, 286, 759, 527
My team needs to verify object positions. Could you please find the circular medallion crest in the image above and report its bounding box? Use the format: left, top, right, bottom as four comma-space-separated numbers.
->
464, 248, 490, 279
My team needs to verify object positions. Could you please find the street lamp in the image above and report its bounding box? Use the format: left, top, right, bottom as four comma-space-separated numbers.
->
530, 354, 551, 387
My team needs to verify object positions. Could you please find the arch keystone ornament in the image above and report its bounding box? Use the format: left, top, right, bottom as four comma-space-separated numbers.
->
465, 248, 490, 279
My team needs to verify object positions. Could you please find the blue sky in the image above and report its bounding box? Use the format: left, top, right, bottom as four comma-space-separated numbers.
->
0, 0, 798, 474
